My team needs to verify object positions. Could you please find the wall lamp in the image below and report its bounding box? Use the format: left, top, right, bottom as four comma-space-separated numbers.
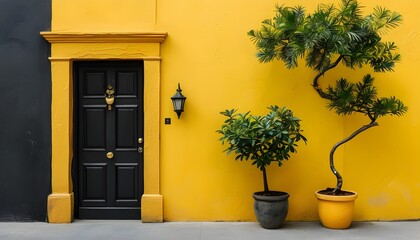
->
171, 83, 187, 119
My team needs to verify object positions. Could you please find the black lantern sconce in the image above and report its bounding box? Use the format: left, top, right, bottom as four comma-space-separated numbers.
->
171, 83, 187, 119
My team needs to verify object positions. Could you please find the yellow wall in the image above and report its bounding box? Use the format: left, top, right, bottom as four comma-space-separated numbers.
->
51, 0, 420, 221
343, 1, 420, 220
52, 0, 157, 31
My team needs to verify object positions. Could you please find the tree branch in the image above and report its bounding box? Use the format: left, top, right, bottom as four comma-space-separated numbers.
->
312, 55, 344, 100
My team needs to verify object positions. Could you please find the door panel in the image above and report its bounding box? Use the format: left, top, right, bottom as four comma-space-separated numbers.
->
83, 71, 106, 96
116, 107, 137, 149
116, 72, 137, 97
84, 107, 106, 149
115, 163, 139, 204
83, 163, 107, 203
75, 61, 144, 219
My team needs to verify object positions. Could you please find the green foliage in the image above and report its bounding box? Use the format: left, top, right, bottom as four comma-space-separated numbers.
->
248, 0, 407, 123
217, 106, 307, 171
248, 0, 402, 74
327, 74, 407, 121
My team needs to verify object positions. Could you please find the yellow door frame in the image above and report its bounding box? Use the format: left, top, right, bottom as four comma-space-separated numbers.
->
41, 32, 167, 223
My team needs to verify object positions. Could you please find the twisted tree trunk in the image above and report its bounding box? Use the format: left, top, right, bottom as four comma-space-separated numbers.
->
330, 121, 379, 194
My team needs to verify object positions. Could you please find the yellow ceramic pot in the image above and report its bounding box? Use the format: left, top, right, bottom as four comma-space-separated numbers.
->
315, 190, 358, 229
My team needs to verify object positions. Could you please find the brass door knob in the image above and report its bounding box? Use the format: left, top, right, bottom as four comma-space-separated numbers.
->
106, 152, 114, 159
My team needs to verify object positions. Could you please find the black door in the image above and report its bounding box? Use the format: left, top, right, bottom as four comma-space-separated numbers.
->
75, 61, 144, 219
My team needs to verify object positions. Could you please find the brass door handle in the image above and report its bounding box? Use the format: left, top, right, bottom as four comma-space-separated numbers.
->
106, 152, 114, 159
105, 84, 115, 110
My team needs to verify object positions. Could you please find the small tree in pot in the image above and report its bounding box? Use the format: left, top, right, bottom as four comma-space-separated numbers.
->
248, 0, 407, 228
217, 105, 307, 229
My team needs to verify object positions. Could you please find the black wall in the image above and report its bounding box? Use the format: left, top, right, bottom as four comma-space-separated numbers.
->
0, 0, 51, 221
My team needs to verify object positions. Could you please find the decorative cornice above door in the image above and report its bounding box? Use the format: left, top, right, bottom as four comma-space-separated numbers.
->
41, 32, 167, 43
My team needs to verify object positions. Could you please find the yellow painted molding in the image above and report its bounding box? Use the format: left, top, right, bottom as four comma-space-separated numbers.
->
48, 57, 162, 61
143, 61, 161, 195
41, 32, 168, 43
47, 193, 74, 223
141, 194, 163, 222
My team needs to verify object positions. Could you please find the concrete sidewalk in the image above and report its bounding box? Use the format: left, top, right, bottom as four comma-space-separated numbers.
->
0, 220, 419, 240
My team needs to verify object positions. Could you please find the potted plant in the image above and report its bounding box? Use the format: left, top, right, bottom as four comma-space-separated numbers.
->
217, 105, 307, 229
248, 0, 407, 229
